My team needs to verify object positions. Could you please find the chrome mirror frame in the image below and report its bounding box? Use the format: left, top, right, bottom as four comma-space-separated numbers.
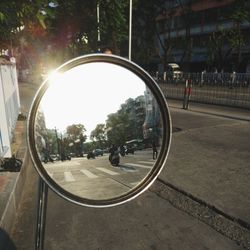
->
27, 54, 172, 208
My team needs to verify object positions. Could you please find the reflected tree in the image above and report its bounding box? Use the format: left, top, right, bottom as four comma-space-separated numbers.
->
106, 112, 128, 145
90, 123, 107, 149
66, 124, 87, 156
106, 96, 145, 145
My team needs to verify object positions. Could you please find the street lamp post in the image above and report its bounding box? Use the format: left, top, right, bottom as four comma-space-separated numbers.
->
97, 2, 101, 51
129, 0, 132, 60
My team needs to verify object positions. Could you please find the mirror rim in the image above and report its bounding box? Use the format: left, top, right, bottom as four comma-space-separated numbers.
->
28, 54, 172, 208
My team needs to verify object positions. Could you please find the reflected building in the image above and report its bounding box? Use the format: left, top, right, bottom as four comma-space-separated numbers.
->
143, 87, 162, 146
133, 96, 146, 140
120, 96, 146, 141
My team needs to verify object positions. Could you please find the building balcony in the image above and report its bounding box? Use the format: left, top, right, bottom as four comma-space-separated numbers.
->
160, 20, 250, 39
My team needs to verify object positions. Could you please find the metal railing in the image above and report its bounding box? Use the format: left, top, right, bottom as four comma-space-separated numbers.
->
157, 72, 250, 109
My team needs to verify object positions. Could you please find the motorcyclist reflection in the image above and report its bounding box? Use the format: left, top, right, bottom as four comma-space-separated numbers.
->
109, 144, 120, 166
119, 145, 126, 157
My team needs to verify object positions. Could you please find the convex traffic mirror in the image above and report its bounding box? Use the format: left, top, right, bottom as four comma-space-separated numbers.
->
28, 54, 172, 207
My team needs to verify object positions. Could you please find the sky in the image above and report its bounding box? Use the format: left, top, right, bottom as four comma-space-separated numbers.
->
39, 62, 146, 139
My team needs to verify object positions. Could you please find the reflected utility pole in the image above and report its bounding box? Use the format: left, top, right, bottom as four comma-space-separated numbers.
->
54, 127, 61, 160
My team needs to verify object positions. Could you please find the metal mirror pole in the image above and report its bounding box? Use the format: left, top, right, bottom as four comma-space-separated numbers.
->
35, 177, 48, 250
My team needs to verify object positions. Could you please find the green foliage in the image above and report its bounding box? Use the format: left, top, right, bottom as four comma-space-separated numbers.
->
133, 0, 165, 67
225, 0, 250, 23
66, 124, 87, 142
64, 123, 87, 156
0, 1, 56, 40
0, 0, 166, 72
206, 0, 250, 70
90, 123, 107, 148
46, 128, 59, 154
106, 97, 145, 145
0, 12, 5, 22
82, 141, 94, 152
99, 0, 128, 53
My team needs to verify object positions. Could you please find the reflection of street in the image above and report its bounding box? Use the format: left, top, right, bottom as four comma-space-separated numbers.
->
44, 149, 156, 200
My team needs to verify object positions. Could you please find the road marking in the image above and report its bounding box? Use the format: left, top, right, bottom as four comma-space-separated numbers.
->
119, 166, 138, 172
65, 162, 81, 166
123, 163, 152, 169
96, 167, 119, 175
64, 171, 75, 182
138, 161, 155, 165
148, 159, 156, 162
80, 170, 98, 179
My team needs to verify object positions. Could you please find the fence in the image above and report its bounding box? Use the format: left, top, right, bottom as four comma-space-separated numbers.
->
0, 61, 20, 157
157, 72, 250, 109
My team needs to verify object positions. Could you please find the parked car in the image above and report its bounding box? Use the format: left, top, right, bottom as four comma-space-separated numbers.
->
93, 149, 103, 156
50, 154, 59, 161
166, 63, 183, 79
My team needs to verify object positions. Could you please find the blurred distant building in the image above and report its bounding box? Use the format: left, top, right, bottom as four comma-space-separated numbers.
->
143, 87, 162, 145
123, 96, 146, 140
156, 0, 250, 72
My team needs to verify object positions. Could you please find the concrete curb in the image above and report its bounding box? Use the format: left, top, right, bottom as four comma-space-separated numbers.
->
0, 149, 29, 233
151, 179, 250, 249
0, 117, 31, 234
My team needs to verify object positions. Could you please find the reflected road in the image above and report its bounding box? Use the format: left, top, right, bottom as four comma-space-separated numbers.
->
44, 150, 156, 199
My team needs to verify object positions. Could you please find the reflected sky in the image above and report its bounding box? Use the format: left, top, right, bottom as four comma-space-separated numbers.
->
40, 62, 146, 136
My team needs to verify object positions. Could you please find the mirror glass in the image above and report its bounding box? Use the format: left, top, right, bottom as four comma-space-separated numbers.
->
33, 62, 164, 200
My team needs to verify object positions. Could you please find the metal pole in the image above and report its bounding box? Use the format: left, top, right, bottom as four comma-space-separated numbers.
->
97, 2, 101, 51
128, 0, 132, 60
35, 177, 48, 250
54, 127, 61, 160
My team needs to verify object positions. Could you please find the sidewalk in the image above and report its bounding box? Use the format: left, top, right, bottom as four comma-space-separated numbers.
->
159, 99, 250, 246
164, 99, 250, 222
168, 99, 250, 122
0, 81, 39, 234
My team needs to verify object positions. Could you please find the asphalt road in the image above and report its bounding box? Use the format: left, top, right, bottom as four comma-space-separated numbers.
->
44, 152, 155, 200
5, 82, 249, 249
8, 109, 245, 249
9, 156, 239, 250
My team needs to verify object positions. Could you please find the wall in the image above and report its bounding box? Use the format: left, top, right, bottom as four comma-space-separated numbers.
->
0, 62, 20, 157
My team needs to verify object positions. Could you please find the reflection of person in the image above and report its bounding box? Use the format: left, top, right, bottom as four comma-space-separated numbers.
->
152, 140, 158, 160
120, 145, 125, 156
102, 47, 113, 54
109, 144, 117, 161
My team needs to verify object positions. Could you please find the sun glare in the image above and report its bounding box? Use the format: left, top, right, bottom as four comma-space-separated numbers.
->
39, 62, 146, 137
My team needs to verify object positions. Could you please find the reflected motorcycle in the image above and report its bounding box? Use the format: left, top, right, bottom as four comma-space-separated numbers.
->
87, 151, 95, 159
109, 150, 120, 166
120, 146, 126, 157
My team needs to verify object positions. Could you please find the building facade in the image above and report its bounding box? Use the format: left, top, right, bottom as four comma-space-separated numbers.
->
156, 0, 250, 72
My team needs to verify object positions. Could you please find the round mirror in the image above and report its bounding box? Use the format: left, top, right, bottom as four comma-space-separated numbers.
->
28, 54, 171, 207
